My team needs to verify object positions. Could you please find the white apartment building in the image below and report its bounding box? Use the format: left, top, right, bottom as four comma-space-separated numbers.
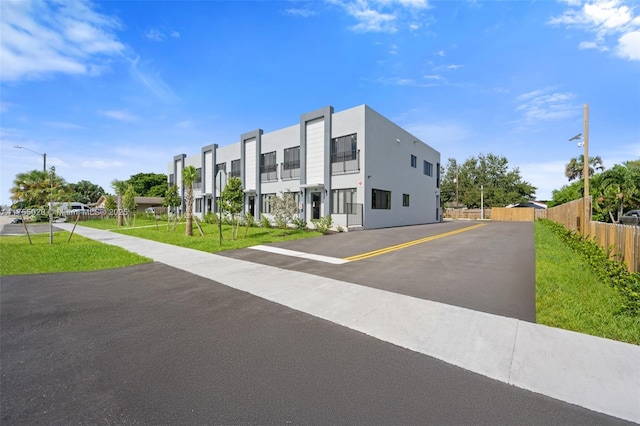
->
168, 104, 441, 230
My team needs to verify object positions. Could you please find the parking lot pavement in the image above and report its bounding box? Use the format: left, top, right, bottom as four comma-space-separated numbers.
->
1, 263, 632, 425
221, 221, 536, 322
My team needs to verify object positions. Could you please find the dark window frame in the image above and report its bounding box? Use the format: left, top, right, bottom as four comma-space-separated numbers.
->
371, 188, 391, 210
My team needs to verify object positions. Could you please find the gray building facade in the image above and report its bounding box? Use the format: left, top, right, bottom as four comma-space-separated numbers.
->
168, 104, 441, 230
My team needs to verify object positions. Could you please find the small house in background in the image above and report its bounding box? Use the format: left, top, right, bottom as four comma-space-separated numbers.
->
134, 197, 165, 213
93, 195, 165, 214
506, 201, 547, 209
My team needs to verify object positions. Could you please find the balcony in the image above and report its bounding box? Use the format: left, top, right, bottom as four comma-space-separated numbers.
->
281, 162, 300, 180
331, 149, 360, 175
260, 165, 278, 182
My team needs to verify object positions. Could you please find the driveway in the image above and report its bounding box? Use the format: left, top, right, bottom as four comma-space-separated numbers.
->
221, 221, 536, 322
1, 263, 628, 425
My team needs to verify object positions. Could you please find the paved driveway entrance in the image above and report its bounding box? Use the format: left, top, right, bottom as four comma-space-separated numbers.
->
221, 221, 536, 322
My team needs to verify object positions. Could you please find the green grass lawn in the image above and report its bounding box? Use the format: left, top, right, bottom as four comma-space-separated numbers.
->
0, 232, 151, 275
535, 221, 640, 345
110, 220, 323, 253
78, 216, 323, 253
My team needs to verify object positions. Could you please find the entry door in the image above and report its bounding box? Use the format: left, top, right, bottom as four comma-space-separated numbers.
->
311, 192, 321, 220
248, 196, 255, 217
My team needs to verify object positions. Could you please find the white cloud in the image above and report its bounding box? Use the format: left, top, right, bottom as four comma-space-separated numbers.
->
129, 56, 176, 102
284, 8, 316, 18
549, 0, 640, 61
515, 88, 580, 122
447, 64, 462, 69
99, 110, 138, 122
423, 74, 444, 80
617, 30, 640, 60
0, 0, 125, 81
434, 50, 445, 56
578, 40, 609, 50
519, 160, 567, 200
81, 160, 125, 169
333, 0, 430, 33
176, 120, 193, 128
144, 28, 180, 41
348, 5, 397, 32
144, 29, 166, 41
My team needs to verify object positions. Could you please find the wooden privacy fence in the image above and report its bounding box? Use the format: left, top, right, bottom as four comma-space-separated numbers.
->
492, 207, 536, 221
546, 198, 640, 273
445, 208, 491, 220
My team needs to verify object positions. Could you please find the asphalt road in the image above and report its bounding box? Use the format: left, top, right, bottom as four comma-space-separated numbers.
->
221, 221, 537, 322
1, 263, 630, 425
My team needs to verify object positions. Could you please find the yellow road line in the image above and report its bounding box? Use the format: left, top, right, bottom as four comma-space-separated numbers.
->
343, 223, 487, 262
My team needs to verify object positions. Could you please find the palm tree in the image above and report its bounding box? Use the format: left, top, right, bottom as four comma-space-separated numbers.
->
111, 179, 127, 227
11, 169, 68, 208
597, 164, 640, 222
565, 155, 605, 181
182, 166, 198, 236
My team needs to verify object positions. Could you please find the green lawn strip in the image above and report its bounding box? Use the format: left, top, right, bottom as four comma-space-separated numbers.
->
0, 232, 151, 276
72, 216, 160, 230
535, 221, 640, 345
112, 221, 323, 253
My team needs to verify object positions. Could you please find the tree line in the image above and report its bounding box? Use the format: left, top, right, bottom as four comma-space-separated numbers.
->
440, 153, 537, 208
551, 156, 639, 223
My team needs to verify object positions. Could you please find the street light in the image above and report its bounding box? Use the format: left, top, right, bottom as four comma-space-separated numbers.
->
14, 145, 46, 172
568, 103, 590, 236
14, 145, 53, 244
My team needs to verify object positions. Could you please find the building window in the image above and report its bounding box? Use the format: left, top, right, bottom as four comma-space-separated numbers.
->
230, 159, 241, 178
403, 194, 410, 207
331, 188, 357, 214
282, 146, 300, 179
331, 133, 357, 163
436, 162, 440, 188
283, 146, 300, 170
215, 162, 226, 176
411, 155, 417, 168
169, 174, 175, 186
424, 161, 433, 176
372, 189, 391, 210
260, 151, 277, 182
195, 198, 202, 213
194, 167, 202, 190
261, 193, 275, 214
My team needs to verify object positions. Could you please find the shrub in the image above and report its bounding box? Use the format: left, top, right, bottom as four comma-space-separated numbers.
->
203, 212, 218, 224
244, 212, 255, 227
312, 215, 333, 235
539, 219, 640, 315
260, 214, 271, 229
292, 217, 307, 230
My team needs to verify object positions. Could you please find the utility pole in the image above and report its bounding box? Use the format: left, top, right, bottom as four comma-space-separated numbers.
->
583, 103, 590, 237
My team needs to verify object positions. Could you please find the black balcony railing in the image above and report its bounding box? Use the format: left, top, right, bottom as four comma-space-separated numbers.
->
260, 165, 278, 182
331, 149, 360, 174
281, 162, 300, 180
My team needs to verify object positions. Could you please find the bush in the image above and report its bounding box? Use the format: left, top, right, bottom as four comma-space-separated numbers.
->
203, 212, 218, 225
244, 213, 255, 227
312, 215, 333, 235
539, 219, 640, 315
292, 217, 307, 230
260, 214, 271, 229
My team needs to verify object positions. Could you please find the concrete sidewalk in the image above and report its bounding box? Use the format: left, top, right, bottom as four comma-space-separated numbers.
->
58, 223, 640, 423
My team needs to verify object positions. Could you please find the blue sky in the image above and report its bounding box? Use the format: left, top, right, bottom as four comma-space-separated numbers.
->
1, 0, 639, 206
